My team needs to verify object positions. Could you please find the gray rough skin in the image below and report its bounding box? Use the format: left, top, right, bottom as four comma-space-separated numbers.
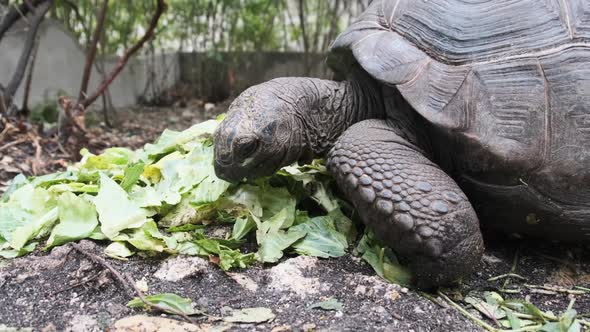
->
214, 0, 590, 287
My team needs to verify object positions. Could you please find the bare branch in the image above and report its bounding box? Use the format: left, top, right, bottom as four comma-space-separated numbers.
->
78, 0, 108, 103
0, 0, 46, 42
81, 0, 168, 108
21, 35, 40, 113
297, 0, 309, 54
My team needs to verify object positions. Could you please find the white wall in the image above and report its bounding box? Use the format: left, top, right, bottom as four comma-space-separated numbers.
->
0, 19, 180, 109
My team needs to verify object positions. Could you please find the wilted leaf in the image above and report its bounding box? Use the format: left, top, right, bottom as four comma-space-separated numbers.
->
256, 228, 305, 263
356, 231, 412, 286
120, 162, 145, 192
127, 293, 198, 315
125, 220, 168, 252
0, 242, 37, 258
465, 296, 506, 320
291, 216, 347, 258
505, 309, 522, 329
94, 173, 148, 239
231, 216, 256, 241
1, 174, 28, 203
79, 147, 135, 175
141, 120, 218, 160
46, 192, 98, 248
104, 242, 134, 260
308, 298, 343, 311
503, 300, 550, 322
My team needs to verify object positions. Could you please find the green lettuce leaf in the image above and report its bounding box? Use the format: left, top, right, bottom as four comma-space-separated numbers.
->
104, 241, 135, 260
291, 215, 347, 258
120, 162, 145, 192
127, 293, 198, 315
46, 192, 98, 248
94, 173, 148, 239
356, 231, 412, 286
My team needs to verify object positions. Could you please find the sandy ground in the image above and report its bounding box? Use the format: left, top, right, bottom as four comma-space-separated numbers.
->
0, 235, 588, 331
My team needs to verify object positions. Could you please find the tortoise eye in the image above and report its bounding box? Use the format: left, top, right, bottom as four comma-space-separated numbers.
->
236, 136, 259, 159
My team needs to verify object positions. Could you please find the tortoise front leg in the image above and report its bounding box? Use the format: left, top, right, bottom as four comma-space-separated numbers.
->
328, 119, 484, 288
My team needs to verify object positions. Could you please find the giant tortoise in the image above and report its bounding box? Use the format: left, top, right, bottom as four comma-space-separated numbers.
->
213, 0, 590, 287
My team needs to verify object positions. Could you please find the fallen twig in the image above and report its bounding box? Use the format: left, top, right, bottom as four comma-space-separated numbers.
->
70, 242, 195, 324
0, 137, 28, 152
498, 288, 521, 294
0, 120, 18, 143
30, 133, 43, 175
487, 273, 527, 282
524, 283, 587, 295
48, 271, 102, 296
501, 247, 520, 292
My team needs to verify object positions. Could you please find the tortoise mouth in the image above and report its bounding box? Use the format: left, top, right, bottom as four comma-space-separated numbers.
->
214, 160, 244, 183
214, 148, 288, 183
214, 160, 277, 183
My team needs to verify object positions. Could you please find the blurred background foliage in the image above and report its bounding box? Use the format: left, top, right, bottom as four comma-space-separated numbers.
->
48, 0, 372, 55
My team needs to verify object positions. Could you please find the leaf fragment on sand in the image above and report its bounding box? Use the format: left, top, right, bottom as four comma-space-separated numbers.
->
222, 307, 275, 323
308, 298, 344, 311
127, 293, 199, 316
464, 295, 506, 320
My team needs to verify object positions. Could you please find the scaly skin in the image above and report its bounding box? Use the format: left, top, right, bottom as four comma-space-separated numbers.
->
214, 77, 383, 181
327, 119, 484, 288
213, 76, 485, 288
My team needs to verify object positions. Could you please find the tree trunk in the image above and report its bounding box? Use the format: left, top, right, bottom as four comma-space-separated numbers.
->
2, 0, 52, 117
21, 36, 41, 115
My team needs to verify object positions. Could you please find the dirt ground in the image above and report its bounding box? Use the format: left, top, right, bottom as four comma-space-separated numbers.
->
0, 105, 589, 331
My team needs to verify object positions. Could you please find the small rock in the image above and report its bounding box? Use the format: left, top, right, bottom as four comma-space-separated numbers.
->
387, 289, 401, 301
268, 256, 321, 297
106, 303, 128, 316
302, 323, 316, 331
40, 323, 56, 332
135, 277, 149, 293
211, 228, 228, 238
204, 103, 215, 112
181, 109, 193, 118
354, 285, 367, 296
154, 256, 209, 281
110, 315, 204, 332
482, 253, 503, 265
65, 315, 99, 332
226, 272, 258, 292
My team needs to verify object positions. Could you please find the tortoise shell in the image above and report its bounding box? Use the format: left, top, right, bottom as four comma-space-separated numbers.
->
330, 0, 590, 239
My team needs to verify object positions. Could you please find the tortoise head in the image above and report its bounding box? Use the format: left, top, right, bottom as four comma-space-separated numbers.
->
214, 82, 306, 182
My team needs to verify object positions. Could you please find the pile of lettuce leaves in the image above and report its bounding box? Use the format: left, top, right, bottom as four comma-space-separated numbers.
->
0, 117, 411, 285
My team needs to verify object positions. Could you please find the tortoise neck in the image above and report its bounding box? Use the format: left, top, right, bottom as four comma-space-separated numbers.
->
291, 77, 384, 158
